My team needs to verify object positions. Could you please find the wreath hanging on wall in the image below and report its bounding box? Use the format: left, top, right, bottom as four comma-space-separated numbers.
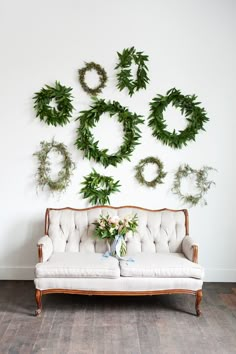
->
34, 140, 75, 192
75, 98, 144, 167
80, 169, 121, 205
78, 62, 108, 96
172, 164, 216, 207
33, 81, 74, 126
115, 47, 149, 96
148, 88, 209, 149
135, 156, 167, 187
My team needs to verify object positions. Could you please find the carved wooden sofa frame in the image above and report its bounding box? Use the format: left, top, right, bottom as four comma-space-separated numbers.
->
35, 206, 203, 316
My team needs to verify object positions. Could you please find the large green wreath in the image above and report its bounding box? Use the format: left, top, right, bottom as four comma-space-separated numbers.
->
75, 98, 144, 167
80, 169, 121, 205
33, 81, 74, 126
115, 47, 149, 96
79, 62, 108, 96
34, 140, 75, 192
148, 88, 209, 149
135, 156, 167, 187
172, 164, 215, 207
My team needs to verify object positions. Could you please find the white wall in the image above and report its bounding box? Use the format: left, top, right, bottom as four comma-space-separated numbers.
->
0, 0, 235, 281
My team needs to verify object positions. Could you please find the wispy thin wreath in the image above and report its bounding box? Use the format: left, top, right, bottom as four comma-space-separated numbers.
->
115, 47, 149, 96
135, 156, 167, 187
148, 88, 209, 149
33, 81, 74, 126
80, 169, 121, 205
79, 62, 108, 96
75, 98, 144, 168
34, 140, 75, 192
172, 164, 216, 207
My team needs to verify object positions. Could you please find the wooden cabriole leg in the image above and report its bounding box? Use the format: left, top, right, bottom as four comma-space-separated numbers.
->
195, 290, 202, 316
35, 289, 42, 316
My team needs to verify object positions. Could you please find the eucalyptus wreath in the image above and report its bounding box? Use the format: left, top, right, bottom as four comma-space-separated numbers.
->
172, 164, 216, 207
80, 169, 121, 205
33, 81, 74, 126
75, 98, 144, 167
135, 156, 167, 187
148, 88, 209, 149
34, 140, 75, 192
78, 62, 108, 96
115, 47, 149, 96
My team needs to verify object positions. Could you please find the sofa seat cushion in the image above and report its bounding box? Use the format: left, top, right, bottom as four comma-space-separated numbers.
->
35, 253, 120, 279
119, 253, 204, 279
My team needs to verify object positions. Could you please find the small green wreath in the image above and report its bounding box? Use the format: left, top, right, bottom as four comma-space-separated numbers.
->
135, 156, 167, 187
80, 169, 121, 205
75, 98, 144, 167
33, 81, 74, 126
148, 88, 209, 149
172, 164, 216, 207
79, 62, 108, 96
115, 47, 149, 96
34, 140, 75, 192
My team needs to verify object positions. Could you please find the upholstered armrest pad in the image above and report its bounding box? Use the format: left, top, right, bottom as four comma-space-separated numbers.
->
37, 236, 53, 262
182, 236, 198, 262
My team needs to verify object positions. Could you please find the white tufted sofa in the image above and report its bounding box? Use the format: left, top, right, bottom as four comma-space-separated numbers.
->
34, 206, 204, 316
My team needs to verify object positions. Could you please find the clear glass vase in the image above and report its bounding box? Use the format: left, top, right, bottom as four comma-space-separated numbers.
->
110, 235, 127, 258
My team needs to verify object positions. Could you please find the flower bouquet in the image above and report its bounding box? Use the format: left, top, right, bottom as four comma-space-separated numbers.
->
93, 214, 138, 257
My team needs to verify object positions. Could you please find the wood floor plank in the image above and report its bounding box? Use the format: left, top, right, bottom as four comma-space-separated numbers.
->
0, 281, 236, 354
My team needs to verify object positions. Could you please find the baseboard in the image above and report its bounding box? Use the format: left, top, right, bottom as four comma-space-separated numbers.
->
0, 266, 235, 282
0, 267, 34, 280
204, 268, 236, 282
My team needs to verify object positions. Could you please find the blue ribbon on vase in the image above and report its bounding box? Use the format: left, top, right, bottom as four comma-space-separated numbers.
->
103, 235, 135, 262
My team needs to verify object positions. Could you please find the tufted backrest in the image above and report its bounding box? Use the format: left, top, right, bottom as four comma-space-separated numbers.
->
45, 206, 188, 254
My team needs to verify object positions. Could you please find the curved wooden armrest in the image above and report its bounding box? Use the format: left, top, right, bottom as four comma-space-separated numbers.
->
192, 245, 198, 263
38, 244, 43, 263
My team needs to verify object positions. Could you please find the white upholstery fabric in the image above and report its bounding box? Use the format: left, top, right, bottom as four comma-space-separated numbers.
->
47, 208, 186, 254
119, 253, 204, 279
35, 253, 120, 279
34, 277, 203, 292
182, 236, 198, 261
37, 235, 53, 262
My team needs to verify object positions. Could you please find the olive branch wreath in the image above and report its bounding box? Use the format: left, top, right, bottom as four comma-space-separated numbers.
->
148, 88, 209, 149
33, 140, 75, 192
78, 62, 108, 96
80, 169, 121, 205
135, 156, 167, 187
115, 47, 149, 96
75, 98, 144, 168
172, 164, 216, 207
33, 81, 74, 126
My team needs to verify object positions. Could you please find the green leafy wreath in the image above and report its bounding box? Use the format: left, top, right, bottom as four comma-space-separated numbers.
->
75, 98, 144, 167
115, 47, 149, 96
172, 164, 216, 207
148, 88, 209, 149
78, 62, 108, 96
34, 140, 75, 192
80, 169, 121, 205
135, 156, 167, 187
33, 81, 74, 126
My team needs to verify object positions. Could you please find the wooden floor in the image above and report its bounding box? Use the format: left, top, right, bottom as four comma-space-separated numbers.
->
0, 282, 236, 354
